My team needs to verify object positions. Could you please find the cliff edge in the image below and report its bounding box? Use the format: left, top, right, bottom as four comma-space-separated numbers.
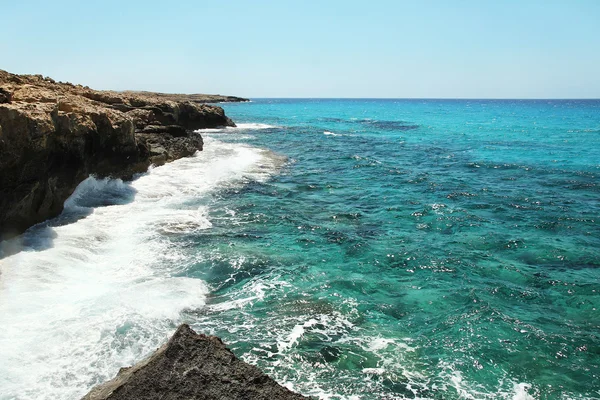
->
82, 324, 307, 400
0, 70, 244, 239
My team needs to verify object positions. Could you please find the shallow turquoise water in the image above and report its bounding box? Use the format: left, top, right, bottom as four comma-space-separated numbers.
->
2, 99, 599, 400
188, 99, 600, 399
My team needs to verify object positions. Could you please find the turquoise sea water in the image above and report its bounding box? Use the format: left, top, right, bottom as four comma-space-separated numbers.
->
194, 99, 600, 399
1, 99, 599, 400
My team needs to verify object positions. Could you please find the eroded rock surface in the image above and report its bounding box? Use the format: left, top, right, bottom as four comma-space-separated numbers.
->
120, 90, 248, 104
82, 324, 307, 400
0, 70, 242, 239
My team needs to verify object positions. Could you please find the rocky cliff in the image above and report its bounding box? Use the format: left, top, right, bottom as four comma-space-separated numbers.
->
82, 324, 307, 400
0, 70, 244, 239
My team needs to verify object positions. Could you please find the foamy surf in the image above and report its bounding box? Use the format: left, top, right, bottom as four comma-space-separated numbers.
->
196, 122, 278, 133
0, 137, 283, 400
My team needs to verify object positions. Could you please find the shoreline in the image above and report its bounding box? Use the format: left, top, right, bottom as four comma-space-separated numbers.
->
0, 70, 246, 240
0, 71, 307, 399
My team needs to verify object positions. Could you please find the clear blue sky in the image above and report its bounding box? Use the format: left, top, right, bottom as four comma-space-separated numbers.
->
1, 0, 599, 98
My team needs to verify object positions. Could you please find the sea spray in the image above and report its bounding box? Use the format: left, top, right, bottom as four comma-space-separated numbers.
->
0, 136, 284, 400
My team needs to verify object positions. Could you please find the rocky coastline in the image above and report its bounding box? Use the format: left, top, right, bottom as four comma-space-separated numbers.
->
0, 71, 308, 398
0, 70, 246, 240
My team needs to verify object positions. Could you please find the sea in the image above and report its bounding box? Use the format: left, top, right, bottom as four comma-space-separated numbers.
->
0, 99, 599, 399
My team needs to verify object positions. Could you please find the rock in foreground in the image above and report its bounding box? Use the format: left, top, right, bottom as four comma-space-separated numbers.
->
82, 324, 308, 400
0, 70, 244, 239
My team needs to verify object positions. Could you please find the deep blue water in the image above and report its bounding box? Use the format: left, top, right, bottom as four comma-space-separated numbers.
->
194, 99, 600, 399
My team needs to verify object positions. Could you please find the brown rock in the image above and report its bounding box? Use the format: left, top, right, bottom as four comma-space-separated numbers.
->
125, 108, 155, 128
0, 87, 12, 103
0, 69, 241, 239
82, 325, 308, 400
120, 91, 249, 104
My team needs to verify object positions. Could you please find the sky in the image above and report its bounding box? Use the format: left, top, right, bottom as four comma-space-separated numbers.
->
1, 0, 599, 98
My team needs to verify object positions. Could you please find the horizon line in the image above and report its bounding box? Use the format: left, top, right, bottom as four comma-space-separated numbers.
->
233, 97, 600, 101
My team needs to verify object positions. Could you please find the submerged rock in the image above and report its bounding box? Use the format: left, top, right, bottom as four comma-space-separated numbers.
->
82, 324, 307, 400
0, 70, 243, 239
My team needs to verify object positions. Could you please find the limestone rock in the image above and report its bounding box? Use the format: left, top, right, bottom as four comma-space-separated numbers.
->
82, 324, 308, 400
0, 87, 12, 103
0, 69, 241, 239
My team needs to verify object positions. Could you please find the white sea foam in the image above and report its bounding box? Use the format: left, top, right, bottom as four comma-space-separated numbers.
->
195, 122, 278, 133
323, 131, 339, 136
512, 383, 535, 400
202, 280, 423, 400
236, 123, 277, 130
0, 137, 282, 400
277, 319, 319, 353
437, 361, 538, 400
